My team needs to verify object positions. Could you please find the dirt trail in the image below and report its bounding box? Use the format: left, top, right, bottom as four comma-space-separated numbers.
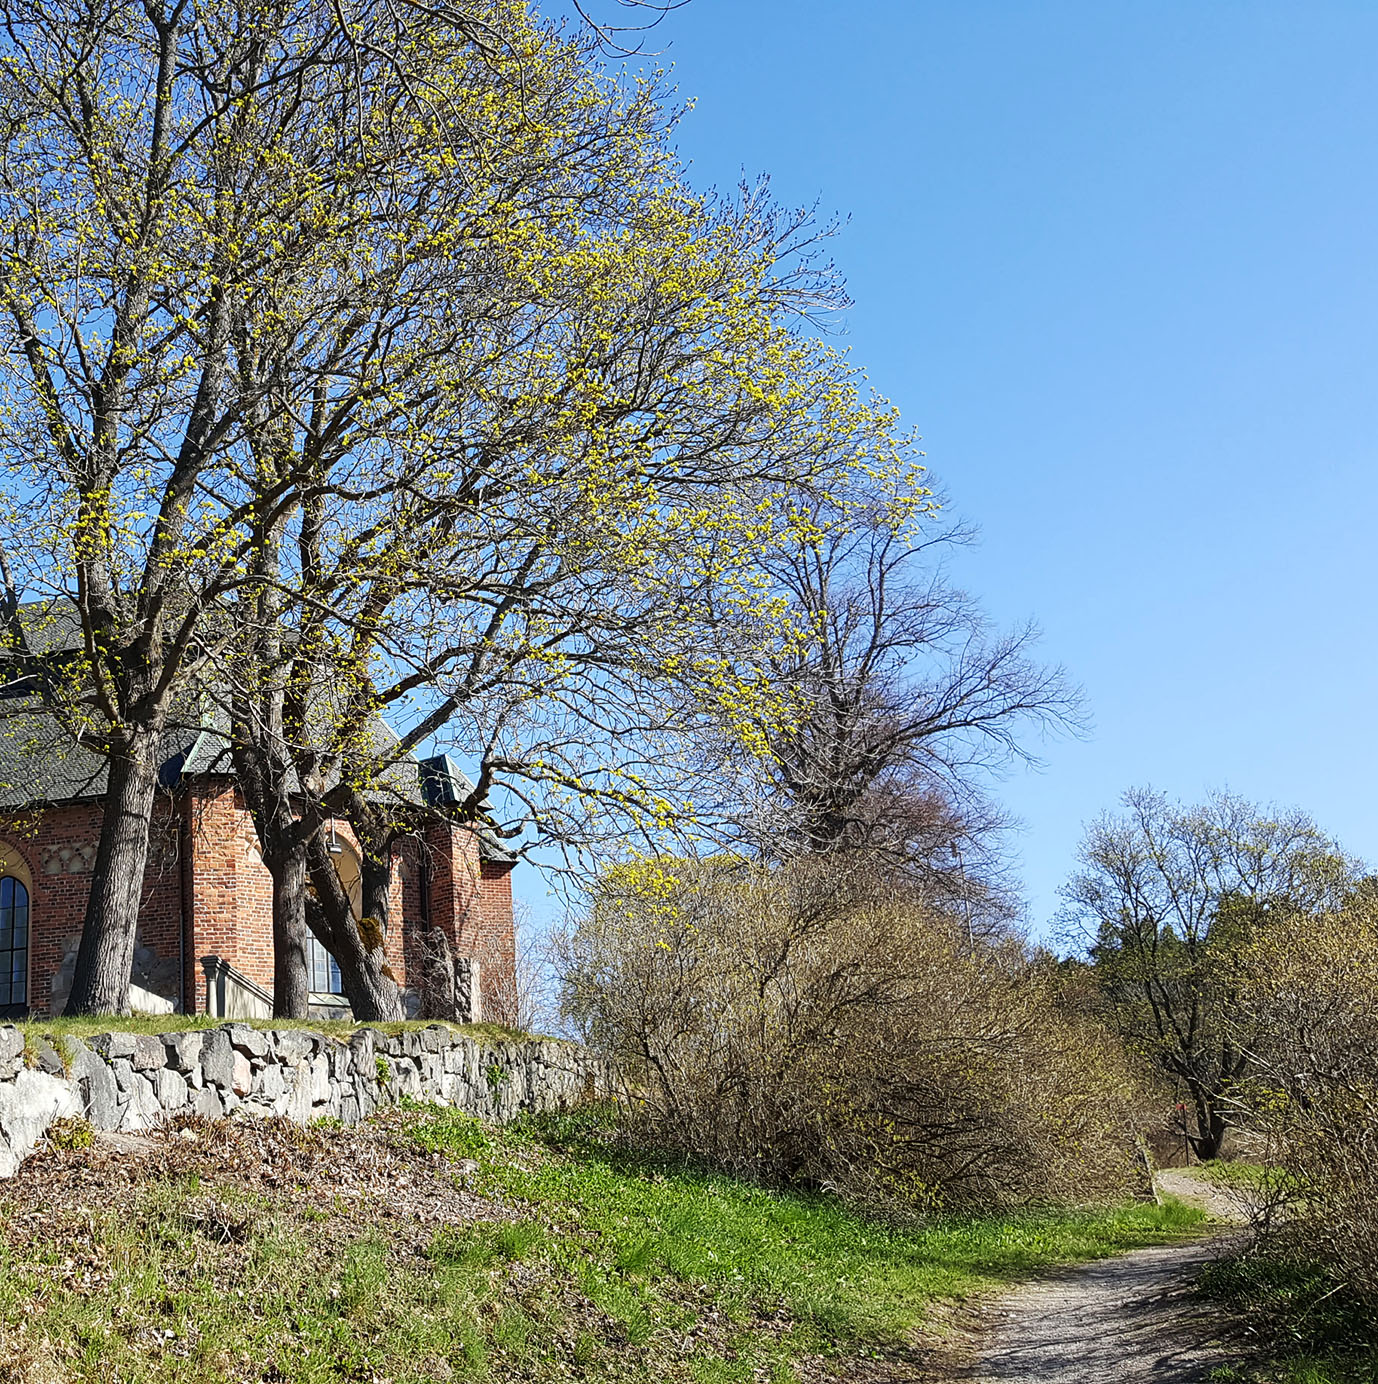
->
967, 1171, 1245, 1383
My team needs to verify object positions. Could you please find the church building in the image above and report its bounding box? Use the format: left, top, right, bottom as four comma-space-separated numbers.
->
0, 725, 517, 1024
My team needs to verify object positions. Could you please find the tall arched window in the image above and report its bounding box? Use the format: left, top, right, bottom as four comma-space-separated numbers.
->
0, 876, 29, 1015
307, 839, 363, 996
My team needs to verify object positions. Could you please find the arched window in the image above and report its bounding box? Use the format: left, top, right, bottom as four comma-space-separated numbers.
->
307, 839, 363, 997
0, 876, 29, 1014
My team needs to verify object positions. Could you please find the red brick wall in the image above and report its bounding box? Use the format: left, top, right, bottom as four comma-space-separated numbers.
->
0, 797, 185, 1017
185, 786, 409, 1009
185, 785, 259, 1006
416, 820, 481, 948
408, 821, 516, 1021
1, 789, 508, 1018
477, 861, 517, 1020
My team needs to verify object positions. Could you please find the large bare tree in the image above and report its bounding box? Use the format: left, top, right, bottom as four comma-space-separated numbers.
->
0, 0, 422, 1011
199, 25, 918, 1015
0, 0, 704, 1013
699, 484, 1079, 935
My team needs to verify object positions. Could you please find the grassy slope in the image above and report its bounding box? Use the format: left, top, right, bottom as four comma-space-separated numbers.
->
0, 1106, 1204, 1384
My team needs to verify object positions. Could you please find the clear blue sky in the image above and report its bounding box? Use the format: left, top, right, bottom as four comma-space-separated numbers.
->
527, 1, 1378, 934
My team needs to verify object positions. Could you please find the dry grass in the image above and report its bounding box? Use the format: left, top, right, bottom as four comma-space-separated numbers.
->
0, 1106, 1202, 1384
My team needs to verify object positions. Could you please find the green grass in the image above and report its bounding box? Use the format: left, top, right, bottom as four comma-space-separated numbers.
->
1201, 1253, 1378, 1384
1200, 1161, 1273, 1192
0, 1106, 1207, 1383
408, 1105, 1205, 1351
6, 1013, 535, 1044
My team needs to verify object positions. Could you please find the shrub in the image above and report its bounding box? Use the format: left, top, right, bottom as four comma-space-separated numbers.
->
1231, 895, 1378, 1305
47, 1117, 94, 1152
559, 856, 1143, 1213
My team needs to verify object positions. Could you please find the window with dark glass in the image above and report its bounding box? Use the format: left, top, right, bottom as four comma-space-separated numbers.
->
0, 877, 29, 1010
307, 935, 343, 995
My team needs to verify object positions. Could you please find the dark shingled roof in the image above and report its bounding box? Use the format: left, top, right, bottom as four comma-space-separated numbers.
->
0, 606, 515, 864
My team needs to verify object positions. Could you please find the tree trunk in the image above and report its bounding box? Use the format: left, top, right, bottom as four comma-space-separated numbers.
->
360, 847, 392, 934
266, 836, 311, 1019
305, 832, 405, 1021
1187, 1085, 1227, 1161
65, 736, 160, 1015
233, 732, 312, 1019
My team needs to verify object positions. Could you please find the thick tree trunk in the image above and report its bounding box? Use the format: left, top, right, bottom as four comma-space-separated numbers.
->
1187, 1085, 1228, 1161
360, 848, 392, 934
65, 737, 160, 1015
266, 837, 311, 1019
233, 735, 312, 1019
305, 832, 405, 1021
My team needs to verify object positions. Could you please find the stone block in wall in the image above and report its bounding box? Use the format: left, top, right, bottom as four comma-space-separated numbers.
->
71, 1047, 121, 1130
162, 1032, 204, 1073
231, 1053, 253, 1097
306, 1055, 330, 1106
34, 1038, 64, 1077
132, 1035, 166, 1072
114, 1069, 161, 1132
276, 1031, 317, 1064
354, 1073, 377, 1119
282, 1071, 314, 1124
90, 1032, 137, 1061
227, 1025, 270, 1061
200, 1030, 235, 1088
254, 1064, 286, 1103
153, 1068, 188, 1112
193, 1086, 224, 1120
0, 1069, 81, 1177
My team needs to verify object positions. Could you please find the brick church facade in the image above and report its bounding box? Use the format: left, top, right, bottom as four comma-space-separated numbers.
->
0, 750, 517, 1023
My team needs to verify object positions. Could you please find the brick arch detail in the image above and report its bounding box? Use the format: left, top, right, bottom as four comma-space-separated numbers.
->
0, 834, 36, 894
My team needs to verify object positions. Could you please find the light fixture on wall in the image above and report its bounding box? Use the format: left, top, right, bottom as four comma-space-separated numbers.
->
326, 817, 343, 854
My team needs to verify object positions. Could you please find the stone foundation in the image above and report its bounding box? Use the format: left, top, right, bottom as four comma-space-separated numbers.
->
0, 1023, 601, 1178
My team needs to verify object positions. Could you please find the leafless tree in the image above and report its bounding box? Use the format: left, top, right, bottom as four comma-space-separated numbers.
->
0, 0, 437, 1012
1059, 787, 1362, 1160
199, 41, 905, 1018
702, 489, 1080, 935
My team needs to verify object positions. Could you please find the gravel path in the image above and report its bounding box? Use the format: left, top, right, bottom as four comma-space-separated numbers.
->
970, 1237, 1237, 1382
969, 1173, 1245, 1382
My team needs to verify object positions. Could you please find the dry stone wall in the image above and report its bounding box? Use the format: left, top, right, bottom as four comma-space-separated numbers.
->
0, 1023, 600, 1178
